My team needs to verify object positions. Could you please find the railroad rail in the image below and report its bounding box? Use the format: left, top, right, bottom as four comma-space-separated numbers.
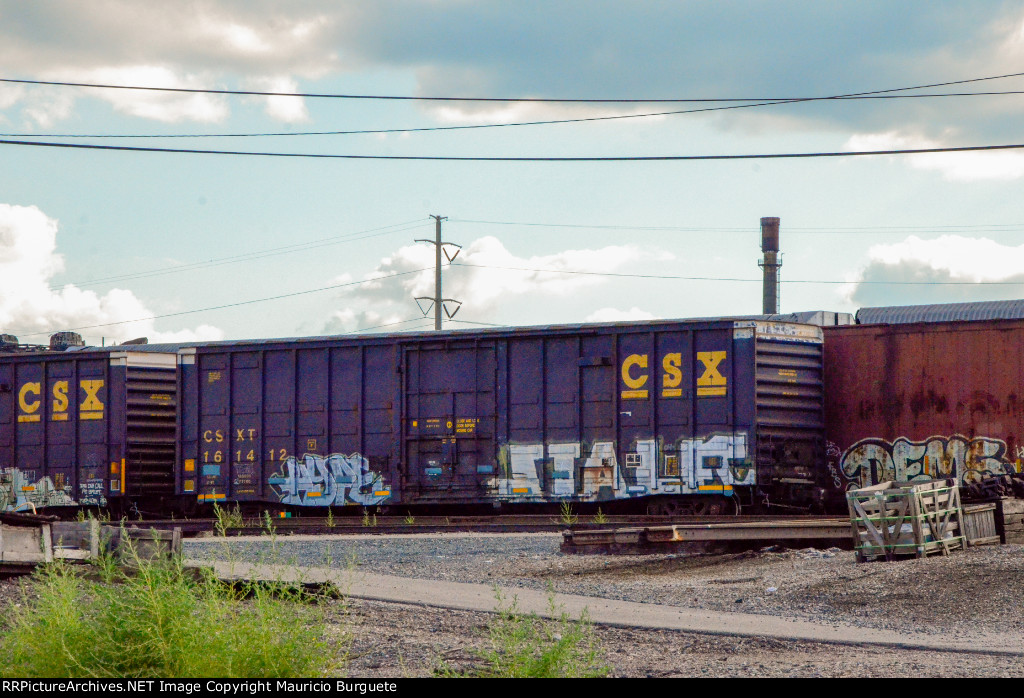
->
127, 513, 838, 537
561, 517, 852, 554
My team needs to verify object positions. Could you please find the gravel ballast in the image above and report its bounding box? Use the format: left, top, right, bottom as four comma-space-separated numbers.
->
183, 532, 1024, 677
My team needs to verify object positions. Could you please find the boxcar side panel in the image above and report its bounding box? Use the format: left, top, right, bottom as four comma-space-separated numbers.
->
0, 352, 167, 511
181, 319, 822, 510
824, 320, 1024, 493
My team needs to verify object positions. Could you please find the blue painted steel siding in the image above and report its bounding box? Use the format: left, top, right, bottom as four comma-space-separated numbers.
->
185, 342, 401, 506
181, 320, 821, 507
0, 353, 125, 510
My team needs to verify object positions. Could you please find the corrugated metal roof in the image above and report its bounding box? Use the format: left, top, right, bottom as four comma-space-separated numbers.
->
856, 300, 1024, 325
724, 310, 854, 326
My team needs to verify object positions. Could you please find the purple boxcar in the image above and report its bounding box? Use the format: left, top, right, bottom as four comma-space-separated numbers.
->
0, 347, 177, 513
179, 319, 825, 514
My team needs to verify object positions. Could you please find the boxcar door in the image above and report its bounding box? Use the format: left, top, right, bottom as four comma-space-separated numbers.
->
403, 342, 497, 502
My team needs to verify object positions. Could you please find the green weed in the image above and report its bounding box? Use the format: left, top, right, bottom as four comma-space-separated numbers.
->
262, 510, 276, 536
212, 502, 243, 537
439, 589, 609, 678
593, 508, 607, 525
0, 543, 347, 678
558, 501, 579, 526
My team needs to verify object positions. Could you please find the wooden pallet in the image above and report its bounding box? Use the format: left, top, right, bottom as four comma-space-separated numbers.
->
1001, 498, 1024, 544
847, 480, 965, 562
962, 503, 1000, 547
0, 517, 181, 572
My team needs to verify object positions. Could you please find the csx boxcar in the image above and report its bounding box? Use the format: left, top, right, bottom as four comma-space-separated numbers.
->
179, 319, 825, 514
0, 347, 178, 513
823, 318, 1024, 493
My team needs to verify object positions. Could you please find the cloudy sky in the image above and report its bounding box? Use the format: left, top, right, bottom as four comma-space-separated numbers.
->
3, 1, 1024, 344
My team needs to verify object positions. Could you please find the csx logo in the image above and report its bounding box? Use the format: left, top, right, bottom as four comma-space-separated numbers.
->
17, 380, 105, 423
621, 352, 727, 400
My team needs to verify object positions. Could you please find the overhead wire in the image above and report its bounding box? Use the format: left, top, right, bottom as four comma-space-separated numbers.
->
452, 219, 1024, 235
3, 70, 1024, 143
4, 69, 1023, 102
450, 261, 1024, 285
7, 89, 1024, 141
346, 317, 428, 333
14, 267, 432, 338
4, 137, 1024, 161
54, 219, 428, 291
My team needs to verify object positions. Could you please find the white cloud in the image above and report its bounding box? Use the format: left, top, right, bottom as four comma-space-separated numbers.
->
323, 236, 659, 333
845, 131, 1024, 181
867, 235, 1024, 282
68, 66, 230, 123
0, 203, 223, 345
844, 235, 1024, 307
585, 307, 657, 323
245, 76, 310, 123
0, 3, 335, 126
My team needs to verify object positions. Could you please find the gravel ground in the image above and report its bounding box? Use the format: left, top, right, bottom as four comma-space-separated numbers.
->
183, 533, 1024, 677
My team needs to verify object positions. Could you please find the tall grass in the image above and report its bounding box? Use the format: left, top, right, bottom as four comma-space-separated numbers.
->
0, 543, 347, 678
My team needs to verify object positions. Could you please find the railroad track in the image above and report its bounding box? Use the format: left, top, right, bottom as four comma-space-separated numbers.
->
129, 513, 840, 537
561, 516, 852, 554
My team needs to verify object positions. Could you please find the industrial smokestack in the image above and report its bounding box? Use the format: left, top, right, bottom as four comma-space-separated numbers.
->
759, 217, 782, 315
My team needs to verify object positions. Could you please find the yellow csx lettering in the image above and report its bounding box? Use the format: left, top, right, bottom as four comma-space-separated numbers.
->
52, 381, 69, 413
16, 380, 105, 422
17, 382, 40, 422
79, 380, 105, 420
620, 354, 648, 399
619, 351, 728, 399
662, 353, 683, 397
203, 429, 225, 443
696, 351, 727, 396
235, 428, 257, 442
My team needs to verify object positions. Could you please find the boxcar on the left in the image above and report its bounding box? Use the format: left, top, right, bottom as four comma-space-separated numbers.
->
0, 344, 179, 513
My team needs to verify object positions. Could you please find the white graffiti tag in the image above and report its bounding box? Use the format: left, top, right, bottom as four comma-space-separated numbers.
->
840, 434, 1015, 487
268, 453, 389, 506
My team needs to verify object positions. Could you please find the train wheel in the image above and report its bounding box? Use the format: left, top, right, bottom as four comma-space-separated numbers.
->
648, 495, 735, 516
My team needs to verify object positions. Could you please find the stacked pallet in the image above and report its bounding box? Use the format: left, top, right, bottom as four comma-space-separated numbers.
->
847, 480, 965, 562
0, 513, 181, 572
1001, 498, 1024, 543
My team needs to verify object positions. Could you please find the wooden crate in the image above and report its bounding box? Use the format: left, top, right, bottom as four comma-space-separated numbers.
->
962, 503, 1000, 547
847, 480, 965, 562
1001, 498, 1024, 544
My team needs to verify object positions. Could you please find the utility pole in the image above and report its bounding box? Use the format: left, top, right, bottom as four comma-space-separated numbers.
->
415, 215, 462, 330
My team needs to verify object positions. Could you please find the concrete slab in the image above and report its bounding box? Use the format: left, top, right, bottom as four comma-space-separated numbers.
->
186, 558, 1024, 657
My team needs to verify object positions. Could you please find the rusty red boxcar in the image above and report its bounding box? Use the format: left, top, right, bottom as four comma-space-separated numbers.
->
823, 319, 1024, 496
178, 319, 825, 514
0, 347, 178, 513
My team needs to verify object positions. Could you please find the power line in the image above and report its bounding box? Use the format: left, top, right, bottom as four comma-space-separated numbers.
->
346, 317, 427, 334
54, 219, 427, 291
451, 261, 1024, 286
8, 89, 1024, 142
447, 318, 508, 328
5, 137, 1024, 161
14, 267, 431, 338
4, 70, 1022, 102
452, 219, 1024, 235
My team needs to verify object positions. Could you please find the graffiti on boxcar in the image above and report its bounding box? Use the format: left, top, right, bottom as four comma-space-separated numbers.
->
492, 433, 749, 500
268, 453, 391, 506
824, 441, 844, 491
0, 467, 102, 511
840, 434, 1020, 488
